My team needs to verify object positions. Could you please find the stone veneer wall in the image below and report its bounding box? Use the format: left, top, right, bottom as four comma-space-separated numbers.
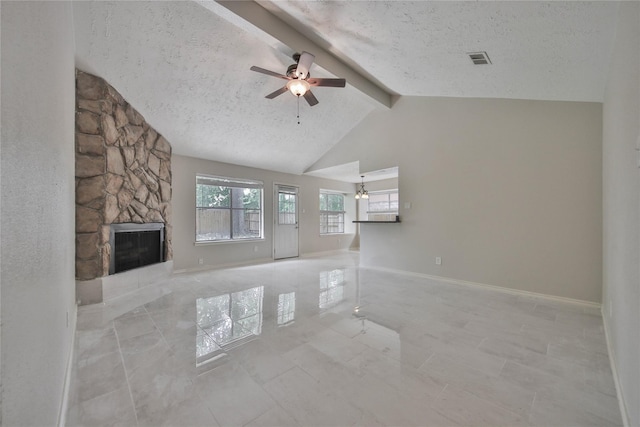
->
75, 70, 172, 281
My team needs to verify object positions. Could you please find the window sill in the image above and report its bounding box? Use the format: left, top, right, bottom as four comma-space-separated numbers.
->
352, 218, 400, 224
195, 238, 264, 246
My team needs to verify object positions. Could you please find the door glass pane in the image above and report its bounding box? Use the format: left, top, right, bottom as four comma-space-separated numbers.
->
278, 192, 297, 225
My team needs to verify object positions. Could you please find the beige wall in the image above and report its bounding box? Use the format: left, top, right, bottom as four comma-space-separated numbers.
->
311, 97, 603, 302
172, 155, 356, 271
0, 2, 77, 424
602, 2, 640, 425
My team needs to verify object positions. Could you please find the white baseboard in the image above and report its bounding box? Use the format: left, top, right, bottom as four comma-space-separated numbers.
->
174, 250, 355, 275
57, 302, 77, 427
364, 265, 601, 308
300, 249, 351, 259
173, 257, 273, 275
602, 312, 631, 427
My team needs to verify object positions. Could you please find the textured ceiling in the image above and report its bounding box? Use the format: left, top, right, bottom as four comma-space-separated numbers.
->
263, 1, 620, 101
73, 1, 620, 180
73, 1, 376, 176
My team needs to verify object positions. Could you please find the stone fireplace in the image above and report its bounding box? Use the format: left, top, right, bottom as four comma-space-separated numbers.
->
75, 70, 173, 304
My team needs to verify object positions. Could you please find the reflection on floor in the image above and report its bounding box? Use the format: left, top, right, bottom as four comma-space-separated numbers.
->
67, 252, 622, 426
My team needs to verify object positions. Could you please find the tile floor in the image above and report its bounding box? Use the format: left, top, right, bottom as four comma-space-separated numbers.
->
67, 252, 622, 426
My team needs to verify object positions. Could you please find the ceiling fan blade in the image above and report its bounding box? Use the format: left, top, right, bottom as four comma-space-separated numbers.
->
303, 90, 319, 107
295, 52, 315, 79
265, 86, 289, 99
307, 78, 346, 88
250, 66, 290, 80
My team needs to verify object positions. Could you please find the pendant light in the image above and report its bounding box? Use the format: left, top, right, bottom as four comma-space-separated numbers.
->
355, 175, 369, 200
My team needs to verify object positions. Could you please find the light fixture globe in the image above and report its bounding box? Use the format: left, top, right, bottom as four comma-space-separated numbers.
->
355, 175, 369, 199
286, 79, 310, 97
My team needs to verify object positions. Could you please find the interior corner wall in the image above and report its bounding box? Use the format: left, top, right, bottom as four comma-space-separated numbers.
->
171, 155, 356, 271
602, 2, 640, 425
316, 96, 603, 303
0, 2, 77, 425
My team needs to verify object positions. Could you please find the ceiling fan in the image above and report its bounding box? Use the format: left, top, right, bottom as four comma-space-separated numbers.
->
250, 51, 346, 107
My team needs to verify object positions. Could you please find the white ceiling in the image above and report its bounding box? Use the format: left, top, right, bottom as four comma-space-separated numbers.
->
73, 1, 620, 181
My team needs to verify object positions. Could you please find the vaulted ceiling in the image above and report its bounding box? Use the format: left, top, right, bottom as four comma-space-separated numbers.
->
73, 1, 620, 179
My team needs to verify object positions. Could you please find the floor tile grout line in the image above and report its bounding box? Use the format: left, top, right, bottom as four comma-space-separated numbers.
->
463, 383, 534, 422
192, 378, 225, 427
249, 366, 301, 425
435, 382, 449, 399
497, 358, 508, 376
528, 391, 537, 423
475, 336, 487, 350
113, 323, 139, 426
417, 350, 435, 371
144, 304, 176, 360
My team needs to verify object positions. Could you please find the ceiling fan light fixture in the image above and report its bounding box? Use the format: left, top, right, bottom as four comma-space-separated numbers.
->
287, 79, 310, 97
250, 51, 346, 107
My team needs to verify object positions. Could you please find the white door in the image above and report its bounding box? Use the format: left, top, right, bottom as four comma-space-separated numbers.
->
274, 185, 299, 259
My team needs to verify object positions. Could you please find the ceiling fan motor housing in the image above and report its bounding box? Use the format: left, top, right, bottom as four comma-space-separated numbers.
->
287, 63, 308, 79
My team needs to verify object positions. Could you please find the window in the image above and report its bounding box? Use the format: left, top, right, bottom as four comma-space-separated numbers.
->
319, 191, 345, 234
196, 175, 263, 242
366, 190, 398, 221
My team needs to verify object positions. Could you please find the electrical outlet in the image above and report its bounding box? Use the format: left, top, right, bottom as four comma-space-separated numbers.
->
254, 246, 258, 252
435, 257, 442, 265
198, 258, 203, 265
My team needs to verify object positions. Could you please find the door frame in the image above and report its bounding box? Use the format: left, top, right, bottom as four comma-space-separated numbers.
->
273, 182, 300, 260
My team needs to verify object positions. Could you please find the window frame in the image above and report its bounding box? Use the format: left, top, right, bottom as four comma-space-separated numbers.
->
319, 190, 346, 235
364, 189, 399, 221
195, 175, 264, 243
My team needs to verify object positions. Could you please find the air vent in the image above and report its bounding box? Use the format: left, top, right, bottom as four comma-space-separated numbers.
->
467, 51, 491, 65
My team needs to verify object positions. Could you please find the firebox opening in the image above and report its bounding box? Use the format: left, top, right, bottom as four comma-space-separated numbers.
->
109, 223, 165, 275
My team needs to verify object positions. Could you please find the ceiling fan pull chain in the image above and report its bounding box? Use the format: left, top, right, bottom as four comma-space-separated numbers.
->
297, 95, 301, 125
